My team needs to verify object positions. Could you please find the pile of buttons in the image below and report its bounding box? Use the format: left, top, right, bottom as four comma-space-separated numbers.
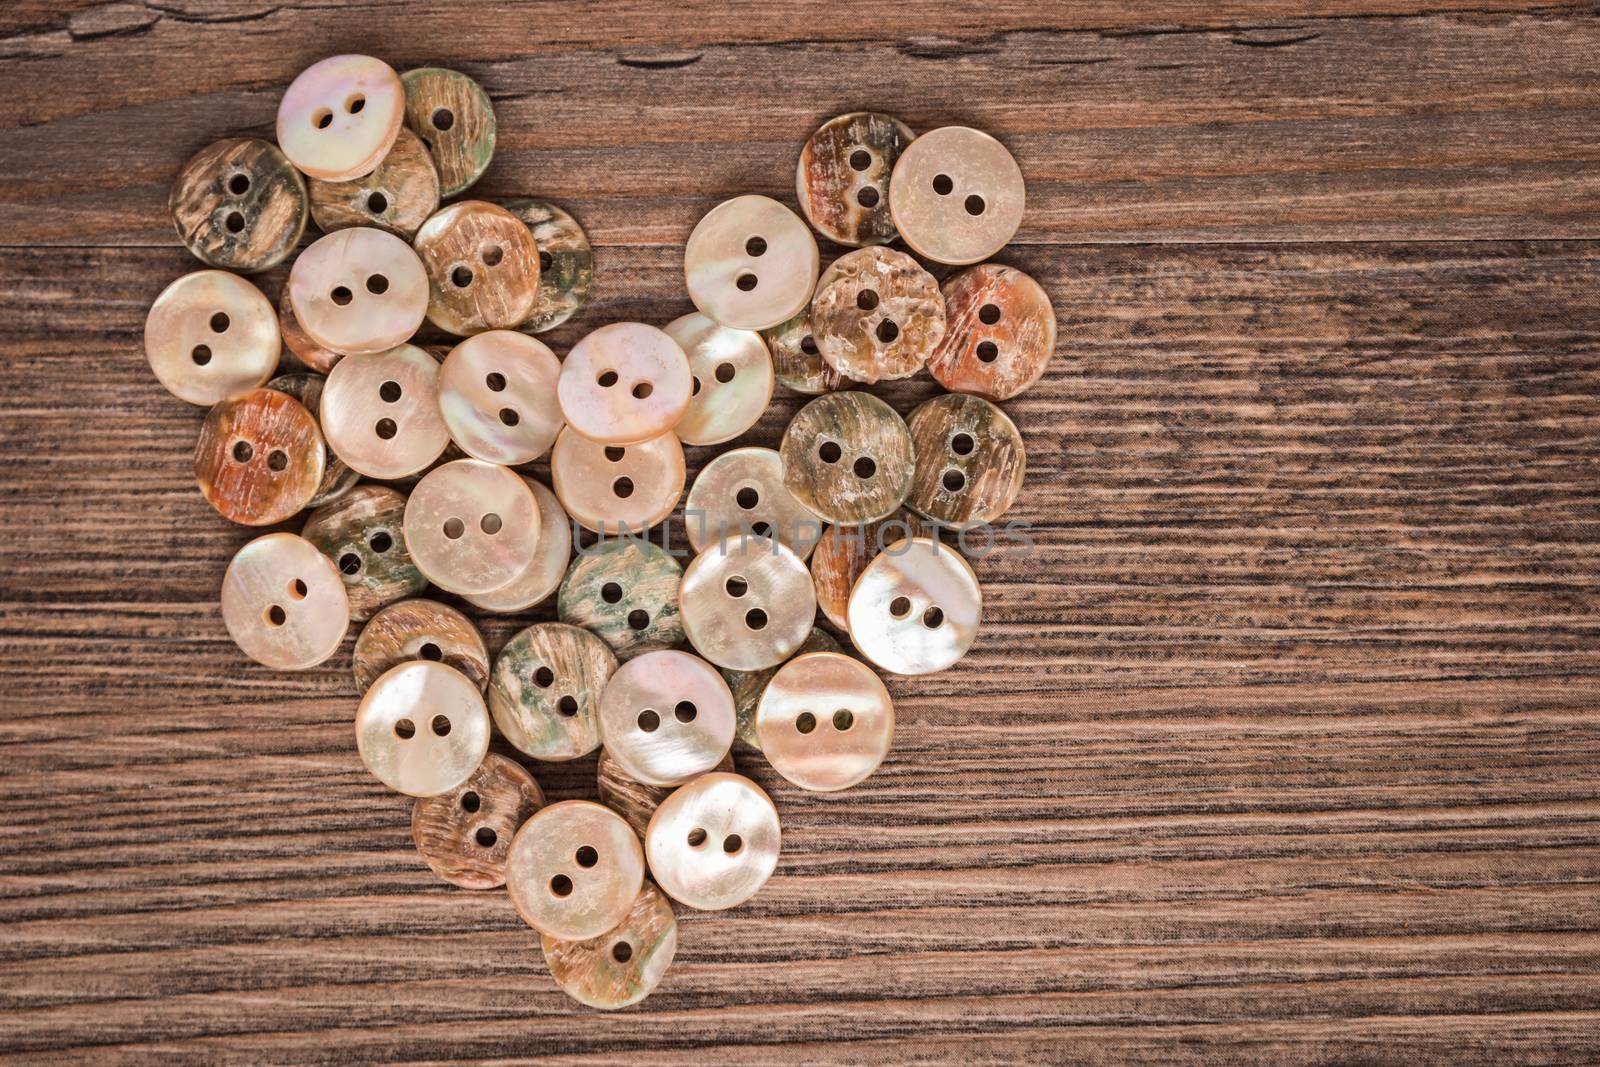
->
143, 54, 1055, 1010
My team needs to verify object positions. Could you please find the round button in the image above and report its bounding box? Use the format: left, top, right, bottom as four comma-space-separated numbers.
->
684, 195, 818, 331
400, 67, 496, 198
684, 447, 822, 559
403, 459, 539, 595
679, 535, 816, 671
414, 200, 540, 335
906, 393, 1026, 528
664, 313, 773, 447
557, 538, 685, 660
411, 752, 543, 890
888, 126, 1025, 265
598, 650, 735, 787
464, 478, 572, 614
811, 247, 945, 383
439, 331, 563, 464
220, 532, 349, 670
288, 227, 430, 357
779, 391, 914, 525
756, 652, 894, 792
320, 344, 451, 479
277, 288, 342, 375
307, 126, 440, 241
597, 747, 735, 838
490, 622, 617, 762
277, 54, 405, 182
645, 772, 780, 912
194, 388, 325, 526
146, 271, 279, 406
265, 374, 359, 507
761, 306, 850, 396
550, 428, 685, 535
721, 627, 841, 751
809, 510, 935, 632
847, 536, 981, 675
796, 111, 915, 247
169, 137, 307, 273
507, 800, 645, 941
926, 263, 1057, 401
300, 484, 427, 621
558, 323, 692, 447
353, 598, 488, 693
356, 661, 491, 797
506, 199, 593, 333
540, 881, 677, 1010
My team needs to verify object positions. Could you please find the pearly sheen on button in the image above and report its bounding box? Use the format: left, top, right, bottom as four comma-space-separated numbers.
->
146, 271, 279, 406
353, 598, 489, 692
400, 68, 496, 198
762, 306, 850, 396
684, 447, 822, 559
403, 459, 539, 595
722, 627, 842, 750
598, 650, 736, 788
664, 313, 773, 447
926, 263, 1057, 401
507, 199, 593, 333
597, 747, 736, 838
558, 323, 693, 447
507, 800, 645, 941
414, 200, 540, 336
557, 538, 685, 660
464, 478, 572, 613
194, 388, 325, 526
301, 484, 427, 621
756, 651, 894, 792
355, 660, 491, 797
810, 247, 945, 383
411, 752, 544, 890
288, 227, 429, 357
906, 393, 1026, 528
848, 536, 981, 675
645, 772, 780, 911
550, 428, 685, 536
542, 881, 677, 1010
490, 622, 617, 762
684, 195, 818, 331
277, 54, 405, 182
307, 126, 440, 241
678, 535, 816, 671
795, 111, 915, 247
810, 510, 935, 632
320, 344, 450, 479
170, 137, 307, 273
266, 374, 360, 507
278, 288, 342, 375
220, 532, 349, 670
439, 331, 564, 464
779, 391, 915, 525
889, 126, 1026, 266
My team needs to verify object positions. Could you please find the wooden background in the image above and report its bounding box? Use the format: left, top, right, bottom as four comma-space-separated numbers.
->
2, 2, 1599, 1063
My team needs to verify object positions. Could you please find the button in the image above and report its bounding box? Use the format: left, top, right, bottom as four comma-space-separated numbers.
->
540, 881, 677, 1010
796, 111, 915, 247
464, 478, 573, 614
906, 393, 1025, 528
685, 195, 818, 331
288, 227, 430, 357
307, 127, 440, 241
301, 484, 427, 621
411, 752, 544, 890
265, 373, 361, 507
557, 323, 693, 447
810, 247, 945, 383
644, 772, 779, 911
683, 446, 822, 559
664, 313, 773, 447
403, 459, 539, 595
353, 598, 489, 693
400, 67, 496, 198
489, 622, 617, 762
761, 307, 850, 396
597, 747, 735, 838
194, 387, 326, 526
888, 126, 1025, 265
277, 54, 405, 182
355, 661, 491, 796
557, 538, 685, 660
779, 391, 914, 524
756, 651, 894, 792
506, 198, 593, 333
438, 330, 564, 465
721, 627, 841, 751
926, 263, 1056, 401
320, 344, 451, 479
145, 270, 279, 406
277, 288, 342, 375
598, 650, 735, 788
220, 532, 349, 669
414, 200, 540, 335
169, 137, 307, 273
809, 509, 935, 632
847, 536, 981, 675
507, 800, 645, 940
550, 428, 685, 535
678, 535, 817, 671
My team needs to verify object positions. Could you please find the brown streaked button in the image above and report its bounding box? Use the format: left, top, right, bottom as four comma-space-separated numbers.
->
464, 478, 572, 614
403, 459, 539, 595
664, 313, 773, 447
926, 263, 1056, 401
353, 598, 489, 693
597, 747, 735, 838
684, 194, 818, 331
355, 660, 491, 797
598, 650, 735, 787
490, 622, 617, 762
146, 270, 279, 406
847, 536, 981, 675
684, 447, 822, 559
541, 881, 677, 1010
558, 323, 692, 447
550, 428, 685, 536
265, 373, 361, 507
678, 535, 817, 671
220, 532, 349, 670
411, 752, 544, 890
320, 344, 451, 479
400, 67, 496, 198
507, 199, 593, 334
796, 111, 915, 247
277, 287, 343, 375
507, 800, 645, 941
288, 227, 430, 357
779, 391, 914, 525
906, 393, 1025, 528
756, 651, 893, 792
810, 247, 945, 383
277, 54, 405, 182
439, 330, 564, 464
644, 772, 779, 912
889, 126, 1025, 266
170, 137, 307, 273
809, 510, 936, 632
307, 126, 440, 240
557, 538, 685, 660
721, 627, 841, 751
301, 484, 427, 621
414, 200, 540, 335
761, 306, 850, 396
194, 387, 325, 526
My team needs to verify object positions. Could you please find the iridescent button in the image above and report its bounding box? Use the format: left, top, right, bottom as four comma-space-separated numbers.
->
683, 447, 822, 559
847, 536, 981, 675
170, 137, 307, 273
664, 313, 773, 447
277, 288, 342, 375
220, 532, 349, 670
403, 459, 539, 595
320, 344, 450, 479
756, 652, 893, 792
810, 247, 945, 383
301, 484, 427, 621
194, 387, 325, 526
411, 752, 544, 890
598, 650, 735, 787
439, 330, 563, 464
490, 622, 617, 762
414, 200, 540, 335
541, 881, 677, 1010
796, 111, 914, 247
265, 374, 358, 507
400, 67, 496, 197
507, 199, 593, 333
906, 393, 1026, 528
464, 478, 572, 614
721, 627, 841, 751
678, 535, 817, 671
926, 263, 1057, 401
507, 800, 645, 941
645, 772, 779, 911
550, 428, 685, 535
809, 510, 935, 632
288, 227, 429, 357
557, 538, 685, 660
596, 747, 735, 838
277, 54, 404, 182
684, 195, 818, 331
761, 306, 850, 396
889, 126, 1025, 265
353, 598, 489, 692
307, 126, 440, 240
558, 323, 693, 447
146, 270, 279, 406
355, 660, 491, 797
779, 391, 914, 525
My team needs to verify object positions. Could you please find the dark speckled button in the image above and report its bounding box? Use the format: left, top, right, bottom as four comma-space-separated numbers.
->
170, 137, 307, 273
414, 201, 540, 335
810, 247, 945, 383
779, 391, 913, 525
926, 263, 1057, 401
412, 752, 544, 890
761, 306, 851, 396
194, 387, 326, 526
507, 199, 594, 334
796, 111, 914, 247
308, 126, 440, 241
490, 622, 617, 762
557, 538, 685, 660
301, 484, 428, 621
401, 67, 497, 198
352, 598, 490, 693
906, 393, 1026, 528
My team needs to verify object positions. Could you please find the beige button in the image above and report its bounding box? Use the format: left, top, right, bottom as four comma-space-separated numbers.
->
557, 538, 685, 659
679, 535, 817, 671
220, 532, 349, 669
889, 126, 1025, 265
506, 199, 593, 333
403, 459, 539, 595
300, 483, 426, 621
756, 651, 893, 792
761, 306, 851, 396
779, 391, 914, 525
400, 67, 496, 198
809, 510, 935, 632
414, 200, 540, 335
411, 752, 544, 890
541, 881, 677, 1010
439, 330, 564, 464
810, 247, 945, 383
796, 111, 915, 247
906, 393, 1026, 528
645, 772, 779, 911
490, 622, 617, 762
356, 661, 491, 796
664, 312, 773, 447
550, 428, 685, 536
307, 126, 440, 241
288, 227, 430, 357
266, 373, 362, 508
598, 650, 735, 787
507, 800, 645, 941
927, 263, 1057, 401
353, 598, 489, 693
596, 747, 735, 838
464, 478, 572, 613
194, 387, 326, 526
684, 447, 822, 559
848, 536, 981, 675
320, 344, 451, 479
146, 270, 279, 406
721, 627, 841, 751
277, 54, 405, 182
169, 137, 307, 274
684, 195, 818, 331
558, 323, 692, 447
277, 288, 342, 375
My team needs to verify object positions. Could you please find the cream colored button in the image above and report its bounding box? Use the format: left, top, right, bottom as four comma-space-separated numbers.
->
847, 536, 981, 675
541, 881, 677, 1010
779, 391, 914, 525
355, 660, 491, 796
288, 228, 429, 357
756, 652, 893, 792
927, 262, 1057, 401
464, 478, 572, 614
490, 622, 616, 762
220, 532, 349, 669
277, 54, 405, 182
889, 126, 1025, 265
550, 428, 684, 535
439, 331, 563, 464
678, 535, 816, 671
683, 447, 821, 559
906, 392, 1026, 528
684, 195, 818, 331
664, 313, 773, 447
307, 126, 440, 240
320, 344, 450, 479
507, 198, 593, 333
414, 200, 540, 335
145, 271, 279, 406
411, 752, 544, 890
597, 747, 736, 838
810, 247, 945, 383
722, 627, 842, 751
558, 323, 692, 447
193, 388, 326, 527
353, 598, 489, 693
796, 111, 915, 247
598, 650, 735, 787
645, 772, 779, 911
507, 800, 645, 940
403, 459, 539, 595
557, 538, 685, 660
